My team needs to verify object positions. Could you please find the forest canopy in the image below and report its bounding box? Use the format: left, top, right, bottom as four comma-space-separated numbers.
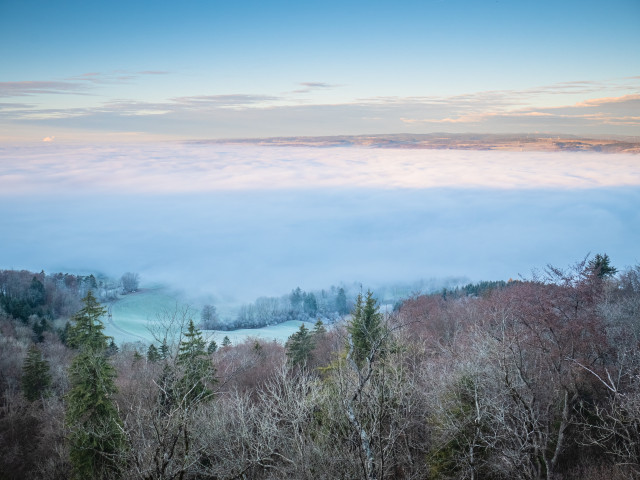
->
1, 255, 640, 479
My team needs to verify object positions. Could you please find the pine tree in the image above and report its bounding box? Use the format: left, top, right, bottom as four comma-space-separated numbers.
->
347, 290, 384, 367
222, 335, 231, 347
177, 319, 215, 406
207, 340, 218, 354
22, 345, 51, 402
66, 292, 125, 479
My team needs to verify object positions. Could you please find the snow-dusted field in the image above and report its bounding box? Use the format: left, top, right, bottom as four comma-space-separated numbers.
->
102, 286, 315, 345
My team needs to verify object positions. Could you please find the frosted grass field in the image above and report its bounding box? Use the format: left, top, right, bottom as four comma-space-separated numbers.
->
103, 286, 316, 345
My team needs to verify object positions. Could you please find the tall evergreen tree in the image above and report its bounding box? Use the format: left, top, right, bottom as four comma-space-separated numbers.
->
177, 319, 215, 406
159, 339, 170, 360
347, 290, 384, 367
588, 253, 618, 278
335, 287, 349, 315
66, 292, 125, 479
22, 345, 51, 402
147, 343, 160, 362
286, 323, 315, 366
67, 290, 108, 350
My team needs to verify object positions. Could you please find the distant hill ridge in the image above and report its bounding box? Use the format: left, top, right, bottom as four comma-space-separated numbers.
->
190, 133, 640, 154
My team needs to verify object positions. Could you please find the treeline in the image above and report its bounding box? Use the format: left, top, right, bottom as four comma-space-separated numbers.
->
0, 269, 139, 343
202, 285, 351, 330
1, 254, 640, 479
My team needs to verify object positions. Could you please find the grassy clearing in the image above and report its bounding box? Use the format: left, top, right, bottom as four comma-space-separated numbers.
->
104, 286, 315, 345
201, 320, 317, 346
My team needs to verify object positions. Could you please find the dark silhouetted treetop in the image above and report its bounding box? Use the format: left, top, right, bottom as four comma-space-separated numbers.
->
336, 287, 349, 315
147, 343, 160, 362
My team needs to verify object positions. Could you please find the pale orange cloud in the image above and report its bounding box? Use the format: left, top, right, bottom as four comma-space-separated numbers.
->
575, 94, 640, 108
42, 136, 55, 142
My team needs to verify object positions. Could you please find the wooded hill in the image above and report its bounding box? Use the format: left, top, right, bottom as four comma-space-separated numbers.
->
1, 254, 639, 479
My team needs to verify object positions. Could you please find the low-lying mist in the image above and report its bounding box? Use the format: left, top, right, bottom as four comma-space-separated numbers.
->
3, 187, 638, 310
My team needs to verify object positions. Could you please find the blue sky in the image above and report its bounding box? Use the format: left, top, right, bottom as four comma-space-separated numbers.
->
1, 0, 639, 141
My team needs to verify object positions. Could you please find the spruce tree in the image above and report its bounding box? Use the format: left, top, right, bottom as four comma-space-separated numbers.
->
207, 340, 218, 354
177, 319, 215, 406
67, 290, 108, 350
286, 323, 315, 366
588, 253, 618, 278
347, 290, 384, 367
222, 335, 231, 347
66, 292, 125, 479
335, 287, 348, 315
147, 343, 160, 362
313, 319, 326, 335
22, 345, 51, 402
159, 339, 170, 360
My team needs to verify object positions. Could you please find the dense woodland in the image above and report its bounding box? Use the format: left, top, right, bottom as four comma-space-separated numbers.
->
1, 254, 639, 479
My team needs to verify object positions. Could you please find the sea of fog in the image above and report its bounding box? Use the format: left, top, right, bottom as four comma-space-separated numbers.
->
1, 143, 639, 316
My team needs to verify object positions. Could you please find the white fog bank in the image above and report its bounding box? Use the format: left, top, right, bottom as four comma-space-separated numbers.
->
1, 143, 639, 194
1, 144, 638, 305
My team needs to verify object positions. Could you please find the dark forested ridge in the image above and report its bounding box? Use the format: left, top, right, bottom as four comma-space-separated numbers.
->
1, 255, 640, 479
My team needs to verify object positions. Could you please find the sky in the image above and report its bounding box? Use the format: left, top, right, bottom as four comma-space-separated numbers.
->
1, 0, 639, 142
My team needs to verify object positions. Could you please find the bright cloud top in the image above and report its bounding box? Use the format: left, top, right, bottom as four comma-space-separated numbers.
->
1, 144, 639, 194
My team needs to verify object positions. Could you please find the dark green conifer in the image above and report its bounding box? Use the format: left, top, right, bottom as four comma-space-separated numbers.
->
588, 253, 618, 278
147, 343, 160, 362
207, 340, 218, 354
67, 291, 108, 350
159, 340, 170, 360
222, 335, 231, 347
22, 345, 51, 402
335, 287, 348, 315
286, 323, 315, 366
347, 290, 384, 367
65, 292, 125, 479
177, 319, 215, 406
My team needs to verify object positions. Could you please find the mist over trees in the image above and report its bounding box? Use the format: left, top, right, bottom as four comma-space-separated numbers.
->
218, 285, 356, 330
120, 272, 139, 294
1, 255, 640, 479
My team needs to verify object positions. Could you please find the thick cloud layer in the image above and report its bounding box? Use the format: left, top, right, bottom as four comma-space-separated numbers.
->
1, 144, 639, 194
1, 144, 638, 304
